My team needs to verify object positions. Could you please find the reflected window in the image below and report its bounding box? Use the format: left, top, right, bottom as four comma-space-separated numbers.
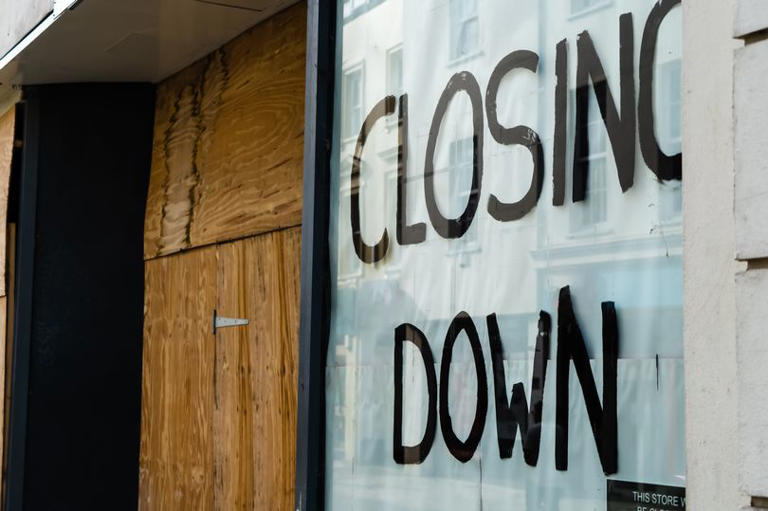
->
449, 137, 479, 247
342, 65, 364, 140
660, 59, 682, 151
331, 334, 356, 461
338, 186, 363, 281
386, 47, 403, 130
450, 0, 479, 60
386, 46, 403, 97
658, 58, 682, 223
343, 0, 384, 21
343, 0, 363, 19
571, 93, 608, 232
659, 182, 682, 223
571, 0, 611, 16
384, 171, 402, 270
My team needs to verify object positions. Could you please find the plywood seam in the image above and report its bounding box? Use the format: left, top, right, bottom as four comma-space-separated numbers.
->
144, 221, 302, 262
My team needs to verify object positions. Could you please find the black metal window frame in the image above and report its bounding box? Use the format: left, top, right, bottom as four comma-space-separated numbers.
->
295, 1, 337, 510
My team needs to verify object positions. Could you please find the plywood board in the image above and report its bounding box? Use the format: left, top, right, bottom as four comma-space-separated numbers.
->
139, 247, 217, 510
0, 106, 15, 296
214, 227, 300, 510
0, 108, 15, 503
0, 224, 13, 502
0, 295, 7, 490
144, 3, 306, 260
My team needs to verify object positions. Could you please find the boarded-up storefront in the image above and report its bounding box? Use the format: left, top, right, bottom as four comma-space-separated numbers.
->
138, 3, 305, 509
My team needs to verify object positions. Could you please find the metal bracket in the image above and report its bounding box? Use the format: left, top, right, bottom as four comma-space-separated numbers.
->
212, 309, 249, 334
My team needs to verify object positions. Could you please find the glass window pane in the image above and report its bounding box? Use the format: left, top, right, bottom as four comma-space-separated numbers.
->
572, 0, 607, 15
328, 1, 684, 509
342, 68, 363, 139
387, 47, 403, 96
450, 0, 479, 59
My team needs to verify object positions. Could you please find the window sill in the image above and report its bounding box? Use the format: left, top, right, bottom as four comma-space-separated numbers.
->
568, 1, 613, 20
337, 273, 362, 286
652, 217, 682, 232
341, 135, 358, 147
445, 243, 481, 257
447, 50, 484, 69
377, 144, 398, 161
384, 265, 402, 278
567, 223, 613, 239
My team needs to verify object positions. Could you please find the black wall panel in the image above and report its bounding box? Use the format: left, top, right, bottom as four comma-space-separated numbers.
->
4, 84, 154, 511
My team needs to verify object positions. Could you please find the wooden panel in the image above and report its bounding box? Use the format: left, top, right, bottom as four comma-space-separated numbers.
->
0, 106, 13, 502
0, 108, 13, 504
214, 227, 300, 510
2, 224, 15, 500
139, 247, 217, 510
144, 3, 306, 260
0, 106, 15, 296
0, 295, 6, 484
0, 224, 13, 501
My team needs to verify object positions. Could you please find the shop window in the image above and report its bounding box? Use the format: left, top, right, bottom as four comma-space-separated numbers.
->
325, 1, 685, 507
571, 0, 612, 16
571, 93, 608, 233
342, 65, 364, 141
449, 0, 479, 61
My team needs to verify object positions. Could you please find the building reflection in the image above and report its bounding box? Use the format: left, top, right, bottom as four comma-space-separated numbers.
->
328, 0, 683, 509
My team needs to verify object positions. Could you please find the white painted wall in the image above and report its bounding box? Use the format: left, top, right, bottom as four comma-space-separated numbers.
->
683, 0, 750, 509
0, 0, 54, 57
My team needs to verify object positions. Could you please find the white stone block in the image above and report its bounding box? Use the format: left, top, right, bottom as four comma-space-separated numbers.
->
734, 39, 768, 259
735, 0, 768, 38
736, 269, 768, 496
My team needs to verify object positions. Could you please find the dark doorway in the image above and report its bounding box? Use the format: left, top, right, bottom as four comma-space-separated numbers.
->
4, 84, 155, 511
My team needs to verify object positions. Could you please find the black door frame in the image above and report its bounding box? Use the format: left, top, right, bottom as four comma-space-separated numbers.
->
4, 95, 39, 511
295, 0, 337, 510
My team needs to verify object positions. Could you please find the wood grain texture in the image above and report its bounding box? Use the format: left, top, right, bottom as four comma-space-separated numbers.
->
139, 228, 301, 510
0, 106, 15, 296
139, 247, 217, 511
2, 224, 15, 494
144, 3, 306, 260
214, 227, 300, 510
0, 294, 7, 490
0, 108, 15, 503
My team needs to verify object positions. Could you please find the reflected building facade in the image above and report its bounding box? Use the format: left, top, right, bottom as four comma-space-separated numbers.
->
328, 1, 683, 509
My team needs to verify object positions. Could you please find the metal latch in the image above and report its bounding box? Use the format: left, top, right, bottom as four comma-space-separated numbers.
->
212, 309, 249, 334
